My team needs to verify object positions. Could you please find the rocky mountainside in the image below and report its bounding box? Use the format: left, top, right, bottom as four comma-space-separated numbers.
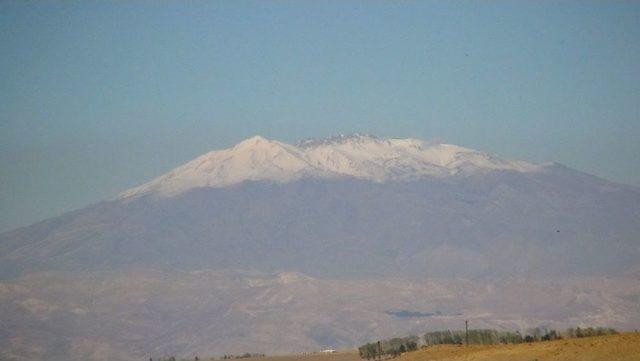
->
2, 270, 638, 361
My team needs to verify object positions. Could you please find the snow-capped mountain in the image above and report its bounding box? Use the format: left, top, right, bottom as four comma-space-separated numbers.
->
121, 134, 546, 198
3, 133, 636, 281
1, 134, 639, 361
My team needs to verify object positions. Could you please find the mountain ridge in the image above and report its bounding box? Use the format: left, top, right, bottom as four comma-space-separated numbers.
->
120, 135, 548, 199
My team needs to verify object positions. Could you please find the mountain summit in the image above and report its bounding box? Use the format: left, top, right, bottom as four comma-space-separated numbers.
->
121, 135, 545, 198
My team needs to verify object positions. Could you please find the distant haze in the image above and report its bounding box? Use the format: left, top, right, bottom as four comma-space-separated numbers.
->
1, 1, 639, 232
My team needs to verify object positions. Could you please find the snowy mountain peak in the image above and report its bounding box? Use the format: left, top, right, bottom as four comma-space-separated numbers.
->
120, 135, 546, 198
234, 135, 272, 148
297, 133, 380, 147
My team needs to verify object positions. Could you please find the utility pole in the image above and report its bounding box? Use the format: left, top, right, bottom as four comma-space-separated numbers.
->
465, 320, 469, 346
377, 341, 382, 361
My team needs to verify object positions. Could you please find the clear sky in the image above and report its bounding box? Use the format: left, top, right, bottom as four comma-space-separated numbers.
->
1, 1, 639, 232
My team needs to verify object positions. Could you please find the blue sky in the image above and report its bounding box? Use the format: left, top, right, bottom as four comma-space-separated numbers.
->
1, 1, 639, 231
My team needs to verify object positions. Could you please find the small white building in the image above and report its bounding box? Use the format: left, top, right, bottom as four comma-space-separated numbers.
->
321, 349, 336, 354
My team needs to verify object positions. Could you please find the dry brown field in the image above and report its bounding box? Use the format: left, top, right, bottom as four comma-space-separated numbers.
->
246, 333, 640, 361
401, 333, 640, 361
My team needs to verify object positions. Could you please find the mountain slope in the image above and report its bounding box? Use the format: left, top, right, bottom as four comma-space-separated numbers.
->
1, 136, 638, 279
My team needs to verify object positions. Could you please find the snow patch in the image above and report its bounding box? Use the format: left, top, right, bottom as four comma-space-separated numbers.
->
120, 135, 546, 198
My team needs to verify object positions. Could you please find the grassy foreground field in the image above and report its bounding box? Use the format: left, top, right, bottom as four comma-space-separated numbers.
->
244, 333, 640, 361
403, 333, 640, 361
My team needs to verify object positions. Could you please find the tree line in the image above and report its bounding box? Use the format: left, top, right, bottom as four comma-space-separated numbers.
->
358, 336, 419, 359
423, 327, 617, 346
358, 326, 618, 359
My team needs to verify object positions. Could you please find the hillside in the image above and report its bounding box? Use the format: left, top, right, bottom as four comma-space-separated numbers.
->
1, 270, 638, 361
